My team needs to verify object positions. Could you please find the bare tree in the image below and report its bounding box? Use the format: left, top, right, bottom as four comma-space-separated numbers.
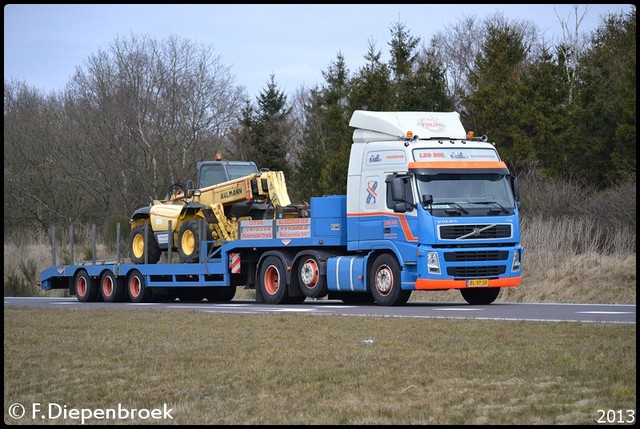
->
555, 4, 590, 102
431, 11, 540, 112
64, 34, 246, 218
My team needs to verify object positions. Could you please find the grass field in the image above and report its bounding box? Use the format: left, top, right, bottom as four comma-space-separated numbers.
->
3, 307, 636, 425
4, 204, 636, 424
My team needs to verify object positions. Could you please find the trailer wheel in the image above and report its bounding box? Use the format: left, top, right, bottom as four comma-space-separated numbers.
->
128, 270, 152, 303
75, 270, 99, 302
298, 255, 327, 298
130, 224, 161, 264
369, 253, 411, 306
258, 255, 288, 304
204, 286, 236, 302
178, 220, 210, 263
461, 287, 500, 305
100, 270, 125, 302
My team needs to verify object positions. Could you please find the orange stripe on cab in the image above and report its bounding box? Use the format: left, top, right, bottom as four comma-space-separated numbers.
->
346, 212, 418, 242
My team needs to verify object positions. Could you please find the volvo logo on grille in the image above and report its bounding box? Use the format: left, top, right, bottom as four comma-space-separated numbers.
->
472, 228, 481, 236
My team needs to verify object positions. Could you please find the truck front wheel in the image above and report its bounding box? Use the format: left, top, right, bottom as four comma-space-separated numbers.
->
369, 253, 411, 306
460, 287, 500, 305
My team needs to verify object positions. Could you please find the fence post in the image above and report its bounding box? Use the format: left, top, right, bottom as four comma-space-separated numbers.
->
70, 224, 75, 265
92, 224, 97, 264
51, 225, 56, 265
168, 221, 173, 264
116, 223, 121, 264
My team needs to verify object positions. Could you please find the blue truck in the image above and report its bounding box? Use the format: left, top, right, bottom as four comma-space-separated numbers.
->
40, 110, 523, 306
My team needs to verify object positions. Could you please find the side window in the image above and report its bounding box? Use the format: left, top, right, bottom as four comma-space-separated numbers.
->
199, 165, 227, 188
385, 175, 414, 211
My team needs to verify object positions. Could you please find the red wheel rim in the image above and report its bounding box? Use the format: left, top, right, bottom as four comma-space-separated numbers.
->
264, 265, 280, 295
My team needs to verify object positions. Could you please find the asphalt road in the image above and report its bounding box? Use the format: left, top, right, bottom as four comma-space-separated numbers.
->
4, 297, 636, 324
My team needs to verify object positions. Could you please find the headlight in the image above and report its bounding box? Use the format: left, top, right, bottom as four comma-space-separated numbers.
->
512, 249, 521, 271
427, 251, 441, 274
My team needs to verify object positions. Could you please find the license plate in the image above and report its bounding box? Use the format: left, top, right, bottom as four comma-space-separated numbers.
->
466, 279, 489, 287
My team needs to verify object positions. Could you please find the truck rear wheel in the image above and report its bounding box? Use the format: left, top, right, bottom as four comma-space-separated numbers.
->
128, 269, 153, 303
369, 253, 411, 306
130, 224, 161, 264
75, 270, 99, 302
100, 270, 125, 302
298, 255, 327, 298
460, 287, 500, 305
258, 255, 289, 304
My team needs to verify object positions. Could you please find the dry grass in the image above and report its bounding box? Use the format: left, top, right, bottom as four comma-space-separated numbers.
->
4, 214, 637, 305
3, 308, 636, 425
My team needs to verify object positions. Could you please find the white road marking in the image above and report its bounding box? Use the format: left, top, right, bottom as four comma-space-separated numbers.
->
577, 311, 633, 315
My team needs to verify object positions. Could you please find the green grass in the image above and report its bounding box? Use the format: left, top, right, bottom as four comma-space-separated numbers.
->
4, 307, 636, 425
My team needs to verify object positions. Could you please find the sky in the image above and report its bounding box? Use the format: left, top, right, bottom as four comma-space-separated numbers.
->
4, 4, 634, 100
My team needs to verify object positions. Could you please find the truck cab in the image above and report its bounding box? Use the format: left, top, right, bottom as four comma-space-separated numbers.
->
343, 110, 523, 304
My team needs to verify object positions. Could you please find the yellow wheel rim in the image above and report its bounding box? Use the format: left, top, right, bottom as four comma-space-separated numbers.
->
132, 233, 145, 259
181, 229, 195, 256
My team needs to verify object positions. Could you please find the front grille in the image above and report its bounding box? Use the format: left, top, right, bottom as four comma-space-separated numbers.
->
444, 251, 509, 262
447, 265, 506, 277
439, 224, 512, 240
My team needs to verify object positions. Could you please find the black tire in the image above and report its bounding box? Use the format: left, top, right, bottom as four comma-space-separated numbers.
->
204, 286, 236, 302
461, 287, 501, 305
297, 254, 327, 298
130, 224, 161, 264
369, 253, 411, 306
286, 295, 307, 304
258, 255, 289, 304
100, 270, 125, 302
177, 220, 210, 263
74, 270, 99, 302
127, 269, 153, 303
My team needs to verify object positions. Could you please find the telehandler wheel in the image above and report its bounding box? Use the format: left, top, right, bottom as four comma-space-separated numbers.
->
130, 224, 161, 264
127, 269, 153, 303
100, 270, 126, 302
369, 253, 411, 306
298, 255, 327, 298
258, 255, 289, 305
74, 270, 99, 302
460, 287, 500, 305
177, 220, 210, 263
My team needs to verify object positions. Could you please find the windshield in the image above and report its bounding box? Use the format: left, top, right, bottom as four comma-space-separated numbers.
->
416, 173, 515, 209
227, 164, 259, 180
199, 163, 259, 188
